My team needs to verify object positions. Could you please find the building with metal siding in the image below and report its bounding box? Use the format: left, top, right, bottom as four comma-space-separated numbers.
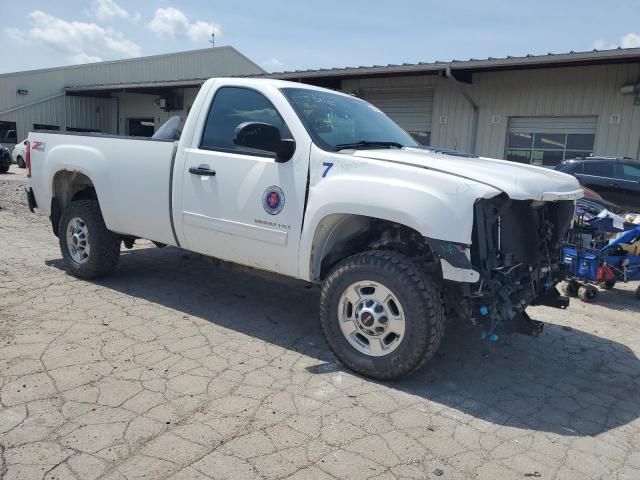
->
2, 46, 640, 166
271, 48, 640, 164
0, 47, 264, 148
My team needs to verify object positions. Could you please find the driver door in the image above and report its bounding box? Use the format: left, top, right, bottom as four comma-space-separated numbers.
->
179, 85, 309, 278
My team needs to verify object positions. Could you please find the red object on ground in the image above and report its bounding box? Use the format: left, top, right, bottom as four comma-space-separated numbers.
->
596, 264, 616, 283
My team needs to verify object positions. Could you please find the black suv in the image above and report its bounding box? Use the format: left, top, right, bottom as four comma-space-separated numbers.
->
0, 144, 11, 173
555, 156, 640, 212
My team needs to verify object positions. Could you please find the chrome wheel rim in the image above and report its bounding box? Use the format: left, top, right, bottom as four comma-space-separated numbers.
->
66, 217, 90, 264
338, 280, 406, 357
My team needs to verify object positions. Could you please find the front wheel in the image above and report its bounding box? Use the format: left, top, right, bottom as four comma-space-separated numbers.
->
17, 156, 25, 168
59, 200, 121, 279
320, 251, 445, 380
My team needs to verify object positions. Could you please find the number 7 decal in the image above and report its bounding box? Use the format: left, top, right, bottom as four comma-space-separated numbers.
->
322, 162, 334, 178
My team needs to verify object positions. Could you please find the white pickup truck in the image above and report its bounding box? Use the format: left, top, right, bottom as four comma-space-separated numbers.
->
25, 78, 582, 379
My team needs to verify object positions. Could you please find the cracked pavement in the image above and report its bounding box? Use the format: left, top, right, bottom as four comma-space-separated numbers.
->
1, 164, 640, 479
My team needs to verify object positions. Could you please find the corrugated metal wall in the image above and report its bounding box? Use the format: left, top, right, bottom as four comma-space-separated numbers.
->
342, 62, 640, 159
1, 95, 118, 142
0, 47, 264, 146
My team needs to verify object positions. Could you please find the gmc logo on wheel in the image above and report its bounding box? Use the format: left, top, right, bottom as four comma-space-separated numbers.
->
32, 142, 45, 152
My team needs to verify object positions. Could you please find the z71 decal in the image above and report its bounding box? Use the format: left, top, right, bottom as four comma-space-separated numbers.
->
321, 162, 334, 178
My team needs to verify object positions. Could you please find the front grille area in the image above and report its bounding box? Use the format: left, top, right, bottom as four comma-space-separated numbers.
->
467, 195, 574, 334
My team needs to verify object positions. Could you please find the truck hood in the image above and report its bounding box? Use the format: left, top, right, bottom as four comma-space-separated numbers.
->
351, 148, 583, 201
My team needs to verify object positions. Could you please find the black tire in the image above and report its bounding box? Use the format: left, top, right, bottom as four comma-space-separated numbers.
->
561, 280, 579, 297
636, 285, 640, 300
17, 156, 25, 168
578, 285, 598, 303
0, 164, 9, 173
58, 200, 120, 279
320, 251, 445, 380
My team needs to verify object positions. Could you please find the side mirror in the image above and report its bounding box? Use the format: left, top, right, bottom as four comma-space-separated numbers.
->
233, 122, 295, 162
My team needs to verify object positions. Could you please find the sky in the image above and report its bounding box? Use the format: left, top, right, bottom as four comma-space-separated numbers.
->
1, 0, 640, 75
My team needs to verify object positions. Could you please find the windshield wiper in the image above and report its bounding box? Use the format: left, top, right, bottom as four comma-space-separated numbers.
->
335, 140, 404, 151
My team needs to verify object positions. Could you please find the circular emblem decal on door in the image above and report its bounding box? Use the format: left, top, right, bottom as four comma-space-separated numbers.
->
262, 186, 285, 215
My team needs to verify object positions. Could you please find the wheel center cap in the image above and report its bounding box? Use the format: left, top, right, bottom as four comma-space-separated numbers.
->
361, 312, 374, 327
72, 235, 79, 246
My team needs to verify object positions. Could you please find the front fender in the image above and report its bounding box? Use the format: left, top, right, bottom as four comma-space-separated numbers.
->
299, 163, 501, 280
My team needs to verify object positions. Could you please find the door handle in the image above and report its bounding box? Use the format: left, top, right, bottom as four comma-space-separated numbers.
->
189, 165, 216, 176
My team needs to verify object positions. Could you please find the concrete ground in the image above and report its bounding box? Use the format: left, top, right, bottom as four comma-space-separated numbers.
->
1, 163, 640, 480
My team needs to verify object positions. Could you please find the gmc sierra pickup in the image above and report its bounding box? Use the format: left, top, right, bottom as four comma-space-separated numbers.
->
25, 78, 582, 379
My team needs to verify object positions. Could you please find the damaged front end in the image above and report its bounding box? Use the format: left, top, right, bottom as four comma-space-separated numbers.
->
441, 195, 575, 337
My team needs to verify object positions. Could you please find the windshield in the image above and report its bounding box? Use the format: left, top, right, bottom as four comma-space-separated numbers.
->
281, 87, 418, 151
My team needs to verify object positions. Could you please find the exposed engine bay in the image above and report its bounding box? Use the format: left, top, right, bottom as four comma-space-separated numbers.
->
437, 195, 575, 337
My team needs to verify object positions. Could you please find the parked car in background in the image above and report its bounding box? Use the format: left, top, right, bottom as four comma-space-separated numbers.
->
0, 144, 12, 173
555, 157, 640, 212
12, 140, 27, 168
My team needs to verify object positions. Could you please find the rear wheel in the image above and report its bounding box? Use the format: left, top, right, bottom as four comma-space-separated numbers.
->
578, 285, 598, 303
320, 251, 445, 380
0, 164, 8, 173
17, 156, 25, 168
59, 200, 120, 279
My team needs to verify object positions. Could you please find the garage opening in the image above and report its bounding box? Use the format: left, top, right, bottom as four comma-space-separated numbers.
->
128, 118, 155, 137
361, 87, 434, 146
506, 116, 597, 167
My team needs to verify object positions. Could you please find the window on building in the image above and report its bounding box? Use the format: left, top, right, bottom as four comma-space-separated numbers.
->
67, 127, 101, 133
33, 124, 60, 131
200, 87, 290, 155
0, 121, 17, 144
128, 118, 155, 137
506, 132, 595, 166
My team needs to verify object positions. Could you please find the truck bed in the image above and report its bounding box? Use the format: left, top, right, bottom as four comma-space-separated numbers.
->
28, 131, 178, 246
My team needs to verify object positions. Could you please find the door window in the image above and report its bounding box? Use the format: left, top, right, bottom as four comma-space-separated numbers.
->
620, 163, 640, 180
200, 87, 289, 156
582, 162, 613, 177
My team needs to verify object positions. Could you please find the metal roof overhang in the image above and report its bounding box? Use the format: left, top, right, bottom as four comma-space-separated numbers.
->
65, 78, 207, 97
63, 47, 640, 93
265, 48, 640, 86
